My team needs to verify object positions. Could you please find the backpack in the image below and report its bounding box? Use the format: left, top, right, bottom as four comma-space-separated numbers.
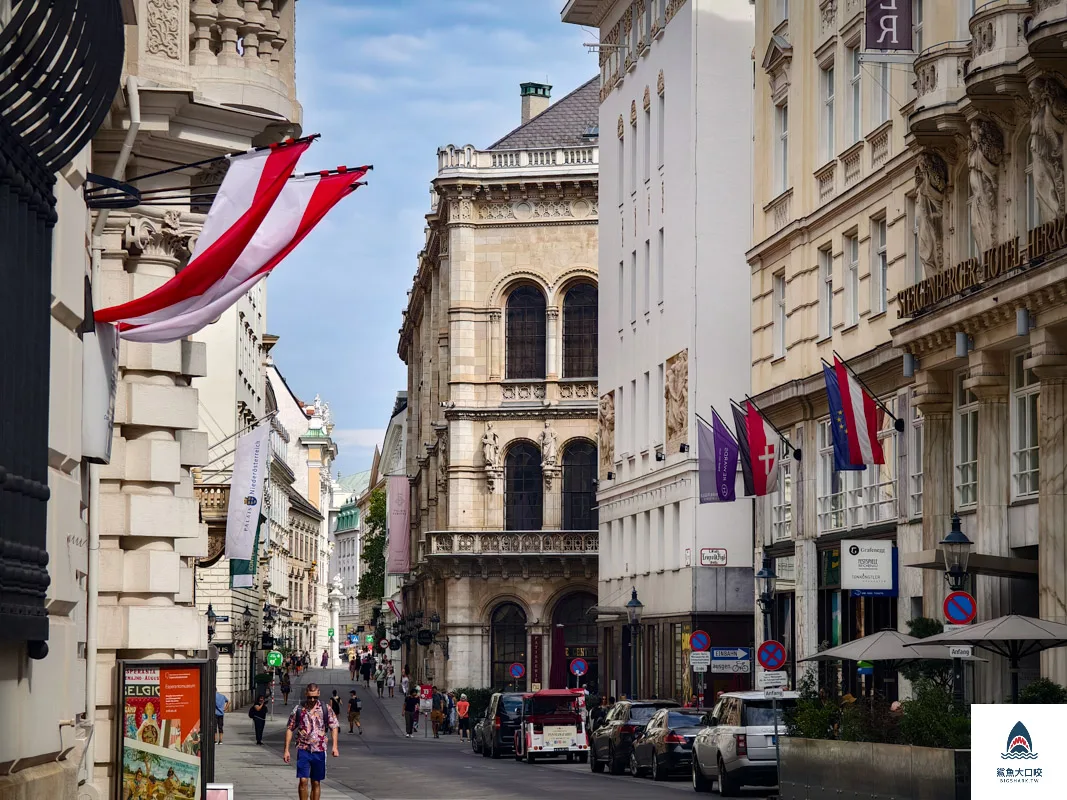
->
355, 697, 363, 712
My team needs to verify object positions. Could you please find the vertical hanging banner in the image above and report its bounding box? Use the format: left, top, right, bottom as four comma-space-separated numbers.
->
697, 411, 739, 503
865, 0, 913, 50
81, 320, 120, 463
230, 514, 265, 588
224, 423, 269, 560
386, 475, 411, 574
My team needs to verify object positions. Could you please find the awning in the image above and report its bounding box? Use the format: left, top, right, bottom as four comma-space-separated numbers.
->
902, 550, 1037, 579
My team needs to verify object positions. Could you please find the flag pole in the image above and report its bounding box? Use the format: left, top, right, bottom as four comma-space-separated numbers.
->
734, 396, 802, 461
829, 352, 906, 432
696, 408, 739, 445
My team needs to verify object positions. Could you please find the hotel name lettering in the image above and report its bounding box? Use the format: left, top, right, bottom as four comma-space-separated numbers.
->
896, 216, 1067, 318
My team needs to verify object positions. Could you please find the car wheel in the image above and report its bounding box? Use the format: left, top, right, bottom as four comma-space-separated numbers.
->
608, 745, 625, 776
652, 755, 668, 782
480, 739, 490, 758
717, 757, 739, 797
693, 758, 712, 792
629, 752, 644, 778
472, 735, 480, 754
590, 745, 605, 773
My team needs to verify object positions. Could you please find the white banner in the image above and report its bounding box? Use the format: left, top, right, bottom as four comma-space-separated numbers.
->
841, 539, 894, 591
224, 423, 269, 560
81, 321, 120, 464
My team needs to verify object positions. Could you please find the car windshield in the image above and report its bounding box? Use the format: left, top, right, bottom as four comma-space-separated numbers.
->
500, 696, 523, 714
742, 699, 796, 727
629, 706, 660, 722
529, 697, 578, 716
666, 711, 703, 728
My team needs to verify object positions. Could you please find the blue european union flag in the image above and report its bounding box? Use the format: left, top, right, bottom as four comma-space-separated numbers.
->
822, 363, 866, 472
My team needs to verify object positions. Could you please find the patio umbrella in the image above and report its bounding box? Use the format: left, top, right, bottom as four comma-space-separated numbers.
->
904, 615, 1067, 702
799, 629, 986, 672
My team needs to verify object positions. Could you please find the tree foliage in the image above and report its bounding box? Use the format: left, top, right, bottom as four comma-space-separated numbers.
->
357, 488, 387, 602
1018, 677, 1067, 704
899, 617, 953, 691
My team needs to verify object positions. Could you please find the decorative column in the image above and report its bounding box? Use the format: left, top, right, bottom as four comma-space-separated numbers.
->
216, 0, 244, 67
189, 0, 219, 66
913, 369, 954, 616
256, 0, 277, 66
965, 350, 1011, 701
328, 579, 343, 668
543, 467, 562, 530
546, 305, 560, 381
489, 310, 502, 381
792, 421, 819, 675
1028, 327, 1067, 686
239, 0, 265, 63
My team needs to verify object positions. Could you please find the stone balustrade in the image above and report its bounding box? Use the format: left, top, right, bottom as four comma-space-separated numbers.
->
967, 1, 1032, 88
437, 143, 599, 174
910, 41, 971, 132
195, 483, 230, 522
428, 530, 598, 557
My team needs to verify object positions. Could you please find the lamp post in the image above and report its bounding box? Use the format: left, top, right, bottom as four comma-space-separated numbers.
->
206, 603, 217, 643
755, 556, 777, 643
939, 513, 973, 704
625, 588, 643, 699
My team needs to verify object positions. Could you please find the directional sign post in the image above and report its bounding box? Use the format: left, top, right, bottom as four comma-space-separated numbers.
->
689, 630, 711, 652
711, 647, 752, 674
943, 591, 977, 625
757, 640, 787, 671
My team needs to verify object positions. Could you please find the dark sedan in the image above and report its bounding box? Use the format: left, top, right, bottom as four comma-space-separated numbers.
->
629, 708, 707, 781
589, 699, 680, 775
473, 692, 526, 758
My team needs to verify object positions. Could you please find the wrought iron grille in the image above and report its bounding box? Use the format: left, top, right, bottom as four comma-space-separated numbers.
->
504, 442, 543, 531
506, 286, 547, 379
562, 282, 598, 378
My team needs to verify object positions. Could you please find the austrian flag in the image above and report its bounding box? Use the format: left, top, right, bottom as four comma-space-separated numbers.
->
834, 356, 885, 465
730, 401, 780, 497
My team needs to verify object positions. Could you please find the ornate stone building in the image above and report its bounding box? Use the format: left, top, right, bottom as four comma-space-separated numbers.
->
397, 80, 601, 690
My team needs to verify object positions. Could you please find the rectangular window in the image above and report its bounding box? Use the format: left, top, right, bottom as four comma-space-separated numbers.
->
630, 249, 637, 323
657, 91, 665, 167
643, 371, 651, 451
773, 271, 786, 359
776, 0, 789, 24
617, 384, 625, 456
909, 395, 924, 517
775, 103, 789, 194
1011, 349, 1040, 498
848, 45, 861, 144
656, 228, 664, 305
913, 0, 923, 50
858, 396, 898, 526
958, 0, 976, 39
643, 106, 651, 181
630, 378, 638, 455
955, 371, 979, 508
872, 217, 888, 315
643, 239, 651, 314
822, 63, 835, 161
845, 234, 859, 326
817, 420, 846, 532
630, 123, 638, 194
618, 136, 625, 204
656, 363, 665, 445
618, 260, 624, 329
772, 461, 792, 540
819, 246, 833, 339
875, 63, 890, 126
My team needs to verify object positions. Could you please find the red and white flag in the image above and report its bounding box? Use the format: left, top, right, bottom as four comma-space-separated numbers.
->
119, 170, 365, 343
95, 139, 312, 325
834, 356, 885, 465
730, 401, 780, 497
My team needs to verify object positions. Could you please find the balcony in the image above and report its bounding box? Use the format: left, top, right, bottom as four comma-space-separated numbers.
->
195, 484, 230, 524
426, 530, 598, 577
1028, 0, 1067, 55
910, 41, 971, 141
437, 144, 599, 177
966, 1, 1031, 97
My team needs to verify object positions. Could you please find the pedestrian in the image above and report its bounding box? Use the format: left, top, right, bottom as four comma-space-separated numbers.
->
330, 689, 342, 722
446, 691, 457, 735
361, 655, 373, 688
374, 664, 386, 698
348, 652, 358, 682
248, 694, 268, 745
387, 666, 396, 698
456, 693, 471, 742
402, 689, 419, 738
348, 689, 363, 735
280, 671, 292, 705
303, 651, 311, 672
321, 649, 329, 669
214, 689, 228, 745
430, 685, 445, 738
283, 683, 339, 798
400, 671, 410, 697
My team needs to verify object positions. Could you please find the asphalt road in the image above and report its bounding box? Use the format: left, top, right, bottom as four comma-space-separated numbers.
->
259, 672, 773, 800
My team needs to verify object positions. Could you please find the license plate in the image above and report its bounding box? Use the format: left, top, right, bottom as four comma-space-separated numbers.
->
553, 747, 568, 751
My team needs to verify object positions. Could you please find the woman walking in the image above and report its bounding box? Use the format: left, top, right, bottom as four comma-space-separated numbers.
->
320, 648, 329, 669
280, 671, 291, 705
387, 666, 396, 698
400, 670, 410, 697
374, 664, 386, 698
247, 695, 268, 744
402, 689, 419, 738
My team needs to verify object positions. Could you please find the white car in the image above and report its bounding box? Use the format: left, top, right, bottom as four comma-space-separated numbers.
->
691, 690, 799, 796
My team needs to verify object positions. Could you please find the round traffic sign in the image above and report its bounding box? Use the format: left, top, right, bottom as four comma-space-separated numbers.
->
379, 639, 390, 650
689, 630, 711, 652
570, 657, 588, 676
509, 662, 526, 680
757, 640, 787, 671
266, 650, 283, 668
943, 590, 977, 625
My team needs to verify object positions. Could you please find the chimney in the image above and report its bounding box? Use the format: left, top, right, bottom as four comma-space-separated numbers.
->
520, 82, 552, 125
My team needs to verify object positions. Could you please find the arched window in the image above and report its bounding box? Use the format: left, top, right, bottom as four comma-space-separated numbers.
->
506, 286, 547, 379
562, 440, 597, 530
550, 591, 598, 689
490, 602, 527, 689
505, 442, 543, 531
563, 282, 598, 378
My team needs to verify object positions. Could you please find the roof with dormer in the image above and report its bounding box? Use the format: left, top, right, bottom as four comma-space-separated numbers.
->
487, 77, 599, 151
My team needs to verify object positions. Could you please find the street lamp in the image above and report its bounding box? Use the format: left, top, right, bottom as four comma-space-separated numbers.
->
429, 611, 441, 634
242, 604, 253, 634
755, 556, 777, 641
939, 512, 973, 591
206, 603, 217, 642
625, 587, 643, 698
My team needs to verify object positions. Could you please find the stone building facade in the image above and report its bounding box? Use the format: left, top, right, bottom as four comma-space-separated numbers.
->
397, 81, 601, 690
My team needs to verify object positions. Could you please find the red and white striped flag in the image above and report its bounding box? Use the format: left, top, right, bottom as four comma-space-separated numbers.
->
834, 356, 885, 465
95, 139, 312, 325
119, 170, 365, 343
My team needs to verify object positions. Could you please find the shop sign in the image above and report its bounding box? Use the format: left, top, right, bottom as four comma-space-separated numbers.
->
865, 0, 912, 51
564, 646, 597, 658
530, 634, 542, 686
841, 540, 895, 593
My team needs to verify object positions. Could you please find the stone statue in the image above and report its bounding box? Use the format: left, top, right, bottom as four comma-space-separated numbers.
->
539, 421, 558, 467
331, 573, 343, 593
915, 151, 948, 276
969, 118, 1004, 255
437, 430, 449, 491
598, 392, 615, 477
1029, 74, 1067, 222
665, 350, 689, 446
481, 422, 500, 469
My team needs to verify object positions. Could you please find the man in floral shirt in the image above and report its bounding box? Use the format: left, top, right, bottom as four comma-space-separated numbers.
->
283, 683, 339, 798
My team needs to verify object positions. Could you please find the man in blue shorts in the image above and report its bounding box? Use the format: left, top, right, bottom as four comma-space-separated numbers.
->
283, 683, 339, 800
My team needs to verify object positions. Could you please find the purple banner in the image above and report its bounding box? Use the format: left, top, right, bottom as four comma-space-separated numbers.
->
386, 475, 410, 574
698, 411, 738, 503
865, 0, 913, 51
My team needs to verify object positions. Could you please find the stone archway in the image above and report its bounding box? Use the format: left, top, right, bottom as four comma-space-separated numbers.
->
549, 591, 598, 690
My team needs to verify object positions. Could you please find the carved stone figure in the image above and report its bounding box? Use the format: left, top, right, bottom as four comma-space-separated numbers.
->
969, 119, 1004, 256
1029, 74, 1067, 221
598, 392, 615, 478
915, 152, 948, 276
481, 422, 500, 469
539, 421, 558, 467
665, 349, 689, 449
331, 573, 344, 594
437, 430, 449, 491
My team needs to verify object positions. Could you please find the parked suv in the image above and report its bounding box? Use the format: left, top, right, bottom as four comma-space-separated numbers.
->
474, 692, 527, 758
691, 690, 799, 795
589, 699, 679, 775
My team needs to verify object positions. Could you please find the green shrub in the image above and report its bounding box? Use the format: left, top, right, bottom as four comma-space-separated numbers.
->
451, 687, 494, 720
898, 679, 969, 749
1018, 677, 1067, 704
785, 670, 840, 740
839, 695, 901, 744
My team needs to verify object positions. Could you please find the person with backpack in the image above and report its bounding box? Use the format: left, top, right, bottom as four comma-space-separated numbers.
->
402, 689, 419, 738
347, 689, 363, 735
329, 690, 342, 721
283, 683, 339, 794
374, 663, 386, 698
430, 686, 445, 738
248, 695, 269, 745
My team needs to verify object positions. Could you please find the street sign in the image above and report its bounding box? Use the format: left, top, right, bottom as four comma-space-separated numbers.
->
764, 687, 784, 699
949, 645, 973, 658
757, 670, 789, 689
570, 657, 589, 676
689, 630, 711, 652
365, 634, 374, 643
693, 664, 708, 673
700, 548, 728, 567
389, 639, 402, 651
509, 662, 526, 680
757, 640, 787, 671
943, 591, 977, 625
712, 647, 750, 661
266, 650, 283, 668
215, 615, 230, 623
378, 639, 389, 651
328, 628, 334, 638
710, 661, 751, 673
690, 651, 711, 668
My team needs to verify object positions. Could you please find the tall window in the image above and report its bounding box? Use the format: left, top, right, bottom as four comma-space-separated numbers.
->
643, 239, 651, 314
955, 372, 979, 508
772, 461, 792, 540
773, 271, 786, 358
858, 397, 897, 525
817, 420, 847, 531
490, 603, 527, 689
909, 396, 924, 517
563, 283, 598, 378
872, 217, 888, 314
776, 0, 789, 24
505, 442, 543, 530
845, 234, 859, 326
618, 134, 625, 204
563, 441, 598, 530
656, 228, 665, 305
657, 90, 665, 167
630, 250, 637, 322
913, 0, 924, 51
907, 195, 921, 283
874, 63, 890, 126
506, 286, 546, 379
656, 363, 664, 444
643, 106, 651, 181
630, 120, 637, 194
775, 103, 789, 194
819, 246, 833, 338
848, 45, 861, 144
1012, 349, 1040, 498
617, 261, 624, 329
822, 62, 835, 161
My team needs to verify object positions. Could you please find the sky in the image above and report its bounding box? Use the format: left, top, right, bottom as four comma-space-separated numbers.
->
265, 0, 595, 477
